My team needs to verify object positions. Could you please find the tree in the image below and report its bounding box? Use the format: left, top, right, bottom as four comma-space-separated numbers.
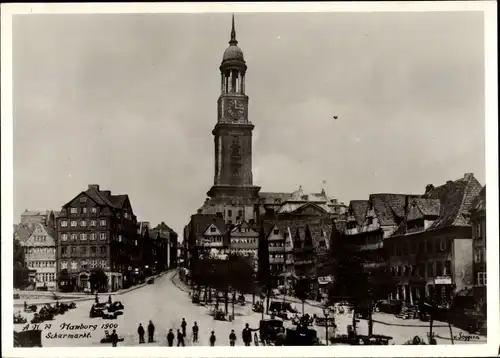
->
14, 238, 25, 266
257, 222, 271, 317
294, 278, 310, 314
89, 268, 108, 292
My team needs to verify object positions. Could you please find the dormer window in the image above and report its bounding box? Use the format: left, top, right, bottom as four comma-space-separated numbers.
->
210, 227, 216, 233
273, 229, 279, 235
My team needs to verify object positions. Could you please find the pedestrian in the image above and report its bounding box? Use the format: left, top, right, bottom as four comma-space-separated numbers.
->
137, 323, 145, 344
148, 320, 155, 343
192, 322, 199, 343
95, 293, 99, 304
242, 323, 257, 346
229, 329, 236, 346
167, 329, 175, 347
108, 295, 112, 305
177, 329, 185, 346
181, 318, 187, 336
209, 331, 216, 346
110, 329, 119, 347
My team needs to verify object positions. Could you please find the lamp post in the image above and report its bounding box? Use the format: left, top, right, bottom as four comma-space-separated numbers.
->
322, 306, 329, 346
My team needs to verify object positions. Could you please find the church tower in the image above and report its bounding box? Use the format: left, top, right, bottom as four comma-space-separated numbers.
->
207, 15, 260, 207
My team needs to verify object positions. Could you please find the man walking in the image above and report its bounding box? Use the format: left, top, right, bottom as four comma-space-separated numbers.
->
167, 329, 175, 347
137, 323, 145, 344
147, 320, 155, 343
181, 318, 187, 336
177, 329, 185, 346
209, 331, 216, 346
192, 322, 199, 343
229, 329, 237, 346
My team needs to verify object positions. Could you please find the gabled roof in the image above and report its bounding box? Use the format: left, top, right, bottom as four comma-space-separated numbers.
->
24, 223, 56, 246
258, 192, 292, 204
278, 201, 329, 215
412, 198, 441, 217
14, 223, 34, 244
424, 173, 483, 230
189, 214, 226, 240
392, 173, 483, 236
368, 194, 421, 226
348, 200, 369, 226
63, 186, 132, 211
470, 185, 486, 213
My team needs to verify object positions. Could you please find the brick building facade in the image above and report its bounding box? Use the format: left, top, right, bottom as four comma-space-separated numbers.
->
56, 184, 139, 292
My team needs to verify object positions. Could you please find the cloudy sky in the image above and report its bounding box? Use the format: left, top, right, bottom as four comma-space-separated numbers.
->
13, 11, 485, 237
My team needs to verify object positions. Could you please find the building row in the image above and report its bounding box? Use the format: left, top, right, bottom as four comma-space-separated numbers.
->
341, 172, 486, 308
14, 184, 178, 292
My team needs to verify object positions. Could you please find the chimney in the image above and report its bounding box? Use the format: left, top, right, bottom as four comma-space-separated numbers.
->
464, 173, 474, 181
446, 180, 453, 185
102, 190, 111, 197
88, 184, 100, 191
197, 209, 202, 214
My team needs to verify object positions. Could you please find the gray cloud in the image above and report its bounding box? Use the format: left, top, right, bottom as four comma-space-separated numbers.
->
13, 12, 485, 236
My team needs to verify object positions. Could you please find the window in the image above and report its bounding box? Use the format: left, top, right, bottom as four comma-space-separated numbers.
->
80, 196, 87, 203
70, 208, 78, 214
71, 261, 77, 270
100, 233, 106, 240
477, 272, 487, 286
61, 261, 68, 269
61, 234, 68, 241
81, 247, 87, 255
80, 233, 87, 240
273, 229, 279, 235
439, 238, 447, 251
70, 221, 77, 227
61, 220, 68, 227
435, 261, 443, 276
90, 260, 98, 268
479, 248, 486, 263
228, 210, 232, 217
100, 219, 106, 226
238, 210, 243, 218
210, 227, 216, 233
61, 247, 67, 255
80, 220, 87, 227
427, 262, 434, 278
100, 260, 107, 268
70, 246, 76, 254
444, 261, 451, 275
91, 246, 97, 254
71, 234, 77, 241
90, 233, 96, 240
82, 207, 87, 214
81, 260, 88, 269
90, 220, 96, 227
91, 207, 97, 214
100, 246, 106, 254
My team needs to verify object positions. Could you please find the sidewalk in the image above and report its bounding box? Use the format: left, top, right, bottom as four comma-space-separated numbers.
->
14, 271, 170, 307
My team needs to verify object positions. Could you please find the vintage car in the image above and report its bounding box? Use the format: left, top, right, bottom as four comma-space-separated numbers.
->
259, 319, 284, 345
108, 301, 124, 312
285, 324, 320, 346
252, 301, 264, 313
24, 304, 37, 313
212, 309, 226, 321
14, 330, 42, 347
14, 313, 27, 324
191, 293, 200, 304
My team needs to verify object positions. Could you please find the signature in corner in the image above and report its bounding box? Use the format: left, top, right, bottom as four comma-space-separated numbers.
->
453, 332, 481, 341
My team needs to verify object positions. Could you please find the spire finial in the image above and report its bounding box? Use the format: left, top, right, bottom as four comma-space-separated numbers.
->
229, 14, 238, 46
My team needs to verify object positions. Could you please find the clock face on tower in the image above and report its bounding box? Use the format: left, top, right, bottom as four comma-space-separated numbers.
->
225, 99, 245, 121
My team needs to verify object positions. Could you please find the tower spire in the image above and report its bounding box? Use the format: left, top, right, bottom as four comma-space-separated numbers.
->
229, 14, 238, 46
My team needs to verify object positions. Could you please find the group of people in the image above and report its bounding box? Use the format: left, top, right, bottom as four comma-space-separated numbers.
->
137, 320, 156, 343
150, 318, 260, 347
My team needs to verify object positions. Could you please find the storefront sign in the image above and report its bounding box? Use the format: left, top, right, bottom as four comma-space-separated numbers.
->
434, 276, 452, 285
318, 276, 333, 285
